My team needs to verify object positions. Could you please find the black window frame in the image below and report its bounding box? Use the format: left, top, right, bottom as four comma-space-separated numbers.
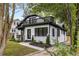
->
52, 28, 55, 36
57, 28, 60, 36
27, 29, 31, 39
35, 27, 48, 36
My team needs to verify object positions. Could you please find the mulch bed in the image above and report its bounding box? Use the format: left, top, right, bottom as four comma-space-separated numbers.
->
30, 42, 52, 48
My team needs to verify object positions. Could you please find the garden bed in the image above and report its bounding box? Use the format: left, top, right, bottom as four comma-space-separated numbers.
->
30, 42, 52, 48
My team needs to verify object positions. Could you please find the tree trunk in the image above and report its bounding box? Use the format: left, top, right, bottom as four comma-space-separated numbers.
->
0, 3, 15, 55
66, 4, 73, 49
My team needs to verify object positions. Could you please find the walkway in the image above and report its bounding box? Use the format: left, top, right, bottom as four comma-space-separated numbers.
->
19, 42, 54, 56
19, 42, 44, 51
27, 47, 55, 56
19, 42, 55, 56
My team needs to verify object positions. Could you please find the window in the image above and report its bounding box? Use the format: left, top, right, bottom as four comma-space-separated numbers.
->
27, 29, 31, 39
63, 31, 65, 35
52, 28, 55, 36
16, 35, 20, 38
61, 30, 63, 34
57, 28, 60, 36
12, 29, 15, 32
35, 27, 48, 36
29, 18, 31, 24
14, 22, 15, 25
17, 22, 18, 25
32, 19, 37, 23
61, 30, 65, 35
12, 29, 14, 32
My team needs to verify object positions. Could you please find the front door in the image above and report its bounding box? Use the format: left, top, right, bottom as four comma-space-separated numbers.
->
27, 29, 31, 39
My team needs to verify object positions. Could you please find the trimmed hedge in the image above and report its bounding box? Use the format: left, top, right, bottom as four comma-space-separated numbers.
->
32, 36, 36, 43
46, 35, 50, 45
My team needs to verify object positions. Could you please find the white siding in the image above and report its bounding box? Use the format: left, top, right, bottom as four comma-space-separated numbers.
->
24, 25, 49, 43
59, 30, 65, 42
49, 25, 66, 44
10, 20, 21, 40
50, 25, 57, 44
24, 24, 66, 45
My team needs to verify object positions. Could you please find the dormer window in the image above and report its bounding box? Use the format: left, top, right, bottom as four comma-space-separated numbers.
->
29, 18, 31, 24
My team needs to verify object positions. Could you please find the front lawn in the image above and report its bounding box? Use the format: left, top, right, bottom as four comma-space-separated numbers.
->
3, 41, 38, 56
77, 40, 79, 48
76, 40, 79, 55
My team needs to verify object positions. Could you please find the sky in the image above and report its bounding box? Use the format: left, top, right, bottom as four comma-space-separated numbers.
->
10, 4, 25, 21
14, 9, 24, 20
13, 3, 28, 20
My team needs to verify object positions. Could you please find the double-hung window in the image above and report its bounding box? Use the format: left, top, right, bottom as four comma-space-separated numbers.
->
35, 27, 48, 36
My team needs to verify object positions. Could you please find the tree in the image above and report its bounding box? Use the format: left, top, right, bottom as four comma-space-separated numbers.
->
0, 3, 15, 55
23, 3, 39, 17
30, 3, 78, 52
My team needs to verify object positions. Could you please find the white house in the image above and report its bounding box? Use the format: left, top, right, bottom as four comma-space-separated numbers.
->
17, 15, 66, 45
10, 19, 21, 40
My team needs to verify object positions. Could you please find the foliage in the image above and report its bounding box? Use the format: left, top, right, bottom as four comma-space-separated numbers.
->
31, 3, 78, 51
52, 43, 75, 56
39, 41, 43, 44
0, 3, 15, 55
23, 3, 78, 54
9, 36, 21, 42
46, 35, 50, 45
23, 3, 39, 17
32, 36, 36, 43
9, 36, 15, 41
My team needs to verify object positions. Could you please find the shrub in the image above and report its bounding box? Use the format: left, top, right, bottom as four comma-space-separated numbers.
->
46, 35, 50, 45
9, 36, 21, 42
9, 36, 15, 41
52, 43, 75, 56
32, 36, 36, 43
53, 39, 59, 46
39, 41, 43, 44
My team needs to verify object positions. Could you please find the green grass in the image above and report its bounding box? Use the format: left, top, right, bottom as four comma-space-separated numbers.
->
3, 41, 38, 56
77, 40, 79, 48
76, 40, 79, 55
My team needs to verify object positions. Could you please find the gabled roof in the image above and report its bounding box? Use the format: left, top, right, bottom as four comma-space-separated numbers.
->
17, 14, 66, 31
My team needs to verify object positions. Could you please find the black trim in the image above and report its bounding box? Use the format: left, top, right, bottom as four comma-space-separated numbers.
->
17, 15, 66, 31
49, 24, 50, 36
18, 14, 43, 27
18, 22, 66, 31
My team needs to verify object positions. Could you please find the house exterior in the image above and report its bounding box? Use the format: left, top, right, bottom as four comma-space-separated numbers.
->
17, 15, 66, 45
10, 19, 21, 40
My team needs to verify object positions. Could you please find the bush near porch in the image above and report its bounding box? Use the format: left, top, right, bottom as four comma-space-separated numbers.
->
30, 35, 51, 48
3, 41, 38, 56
